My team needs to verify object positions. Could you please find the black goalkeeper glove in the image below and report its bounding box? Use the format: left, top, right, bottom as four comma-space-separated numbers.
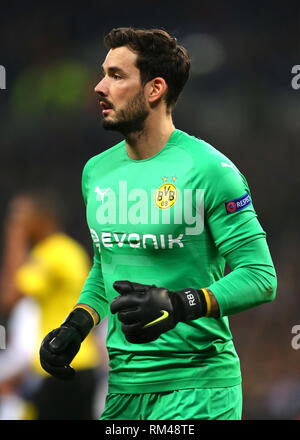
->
39, 307, 94, 380
110, 281, 209, 344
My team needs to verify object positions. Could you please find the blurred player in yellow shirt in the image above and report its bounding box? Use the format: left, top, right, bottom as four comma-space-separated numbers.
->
0, 190, 103, 419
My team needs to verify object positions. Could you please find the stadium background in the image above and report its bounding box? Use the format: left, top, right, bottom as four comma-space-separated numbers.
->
0, 0, 299, 420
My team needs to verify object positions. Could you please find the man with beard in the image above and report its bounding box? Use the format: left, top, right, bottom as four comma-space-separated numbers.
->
39, 27, 277, 420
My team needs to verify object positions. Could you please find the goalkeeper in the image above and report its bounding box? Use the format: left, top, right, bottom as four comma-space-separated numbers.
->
40, 27, 277, 420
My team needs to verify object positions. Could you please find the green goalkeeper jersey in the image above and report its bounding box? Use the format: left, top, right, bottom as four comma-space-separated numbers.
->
78, 128, 276, 393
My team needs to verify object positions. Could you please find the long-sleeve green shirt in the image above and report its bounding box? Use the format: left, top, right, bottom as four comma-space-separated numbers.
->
77, 129, 277, 393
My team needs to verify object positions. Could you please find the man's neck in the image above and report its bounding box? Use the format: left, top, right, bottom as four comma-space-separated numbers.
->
124, 113, 175, 160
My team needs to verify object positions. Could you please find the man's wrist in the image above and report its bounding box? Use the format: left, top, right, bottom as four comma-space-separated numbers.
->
73, 303, 100, 326
63, 307, 95, 341
171, 288, 216, 322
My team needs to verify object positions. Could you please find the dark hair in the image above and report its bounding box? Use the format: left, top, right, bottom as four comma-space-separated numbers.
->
104, 27, 191, 110
21, 188, 66, 226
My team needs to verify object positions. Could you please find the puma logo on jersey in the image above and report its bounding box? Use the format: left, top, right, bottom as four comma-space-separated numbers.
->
221, 162, 239, 175
95, 187, 111, 203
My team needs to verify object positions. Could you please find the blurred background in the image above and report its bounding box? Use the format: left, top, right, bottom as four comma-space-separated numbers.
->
0, 0, 299, 420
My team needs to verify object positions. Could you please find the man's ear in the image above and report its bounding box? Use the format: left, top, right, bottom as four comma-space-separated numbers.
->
147, 77, 167, 106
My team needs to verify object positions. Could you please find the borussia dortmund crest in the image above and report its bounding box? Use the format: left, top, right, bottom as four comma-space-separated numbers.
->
155, 177, 178, 209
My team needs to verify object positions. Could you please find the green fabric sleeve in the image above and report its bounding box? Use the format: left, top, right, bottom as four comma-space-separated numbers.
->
204, 160, 277, 317
208, 236, 277, 316
77, 242, 109, 321
76, 157, 109, 321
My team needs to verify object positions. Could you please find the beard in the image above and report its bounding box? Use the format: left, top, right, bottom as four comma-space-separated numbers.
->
101, 89, 149, 136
